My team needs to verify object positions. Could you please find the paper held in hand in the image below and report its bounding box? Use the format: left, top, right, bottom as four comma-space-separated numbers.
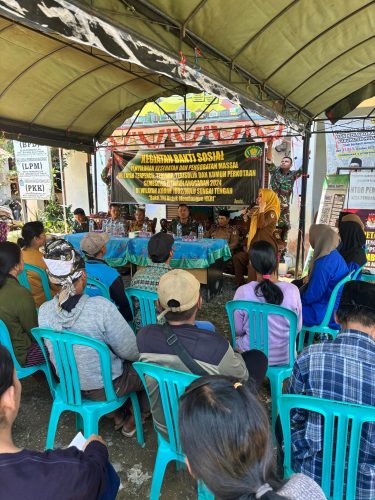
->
69, 432, 86, 451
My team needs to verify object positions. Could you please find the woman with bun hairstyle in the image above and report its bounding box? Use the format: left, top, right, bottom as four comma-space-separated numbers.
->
0, 242, 45, 367
18, 221, 58, 308
233, 241, 302, 365
179, 375, 325, 499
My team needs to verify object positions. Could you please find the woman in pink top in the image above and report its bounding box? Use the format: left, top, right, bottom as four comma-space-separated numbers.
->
233, 241, 302, 365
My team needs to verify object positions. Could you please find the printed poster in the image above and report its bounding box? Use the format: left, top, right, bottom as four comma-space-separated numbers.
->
316, 175, 350, 227
13, 141, 52, 200
347, 171, 375, 209
343, 209, 375, 272
111, 143, 264, 206
325, 118, 375, 174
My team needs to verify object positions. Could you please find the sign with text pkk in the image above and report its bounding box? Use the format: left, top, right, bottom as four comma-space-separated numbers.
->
13, 141, 52, 200
111, 144, 264, 206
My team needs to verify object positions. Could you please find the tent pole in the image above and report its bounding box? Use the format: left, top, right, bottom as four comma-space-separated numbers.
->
295, 121, 312, 278
59, 148, 68, 234
93, 142, 98, 214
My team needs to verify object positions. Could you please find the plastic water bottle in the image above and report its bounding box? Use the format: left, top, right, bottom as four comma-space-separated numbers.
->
176, 222, 182, 238
198, 223, 204, 240
89, 219, 94, 232
102, 219, 107, 233
142, 222, 148, 233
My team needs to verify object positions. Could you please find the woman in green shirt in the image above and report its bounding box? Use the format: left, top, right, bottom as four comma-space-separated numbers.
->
0, 242, 45, 367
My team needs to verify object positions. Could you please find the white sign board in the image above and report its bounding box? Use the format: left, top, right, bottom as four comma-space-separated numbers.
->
13, 141, 52, 200
325, 118, 375, 174
348, 171, 375, 209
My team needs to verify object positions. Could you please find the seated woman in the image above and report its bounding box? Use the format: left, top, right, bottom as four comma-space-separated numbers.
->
234, 241, 302, 365
338, 214, 367, 275
18, 221, 58, 308
0, 345, 118, 499
301, 224, 348, 328
0, 242, 45, 368
179, 375, 325, 499
39, 239, 148, 437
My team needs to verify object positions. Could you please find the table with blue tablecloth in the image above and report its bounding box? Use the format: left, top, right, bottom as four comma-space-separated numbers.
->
64, 233, 231, 297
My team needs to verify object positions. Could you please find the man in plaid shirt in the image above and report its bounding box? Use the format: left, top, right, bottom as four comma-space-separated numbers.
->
288, 280, 375, 499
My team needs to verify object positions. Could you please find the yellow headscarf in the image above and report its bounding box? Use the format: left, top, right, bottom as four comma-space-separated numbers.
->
247, 188, 280, 249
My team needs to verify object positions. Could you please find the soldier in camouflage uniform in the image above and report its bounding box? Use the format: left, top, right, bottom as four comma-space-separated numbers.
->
205, 210, 239, 253
127, 207, 153, 232
170, 204, 198, 236
266, 156, 301, 246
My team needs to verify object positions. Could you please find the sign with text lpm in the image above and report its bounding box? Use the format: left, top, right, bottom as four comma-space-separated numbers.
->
13, 141, 52, 200
111, 143, 264, 206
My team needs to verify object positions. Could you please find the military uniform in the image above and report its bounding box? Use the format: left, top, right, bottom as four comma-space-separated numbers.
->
128, 218, 153, 232
205, 224, 239, 252
170, 217, 198, 236
267, 162, 302, 230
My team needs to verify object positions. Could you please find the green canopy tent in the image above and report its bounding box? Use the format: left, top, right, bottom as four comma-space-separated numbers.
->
0, 0, 374, 272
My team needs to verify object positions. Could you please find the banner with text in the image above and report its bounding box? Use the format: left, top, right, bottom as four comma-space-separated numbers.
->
347, 171, 375, 209
325, 118, 375, 174
13, 141, 52, 200
343, 209, 375, 272
111, 144, 264, 206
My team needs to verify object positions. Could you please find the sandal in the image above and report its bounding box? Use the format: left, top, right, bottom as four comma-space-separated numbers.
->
114, 414, 127, 431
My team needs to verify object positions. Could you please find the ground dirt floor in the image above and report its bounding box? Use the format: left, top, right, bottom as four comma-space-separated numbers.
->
14, 274, 271, 499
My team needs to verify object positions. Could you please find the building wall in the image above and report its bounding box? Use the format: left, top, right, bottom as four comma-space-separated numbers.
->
64, 151, 90, 213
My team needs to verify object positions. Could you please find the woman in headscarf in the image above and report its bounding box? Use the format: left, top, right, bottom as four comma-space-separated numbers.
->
39, 239, 149, 436
301, 224, 349, 328
338, 214, 367, 275
233, 188, 281, 286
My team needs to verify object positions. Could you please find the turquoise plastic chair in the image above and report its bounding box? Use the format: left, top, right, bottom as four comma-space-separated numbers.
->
352, 263, 366, 280
125, 288, 158, 327
361, 273, 375, 282
0, 320, 52, 384
278, 394, 375, 500
85, 276, 111, 301
297, 271, 354, 352
125, 288, 216, 332
133, 362, 214, 500
226, 300, 298, 434
18, 263, 52, 301
32, 327, 144, 450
